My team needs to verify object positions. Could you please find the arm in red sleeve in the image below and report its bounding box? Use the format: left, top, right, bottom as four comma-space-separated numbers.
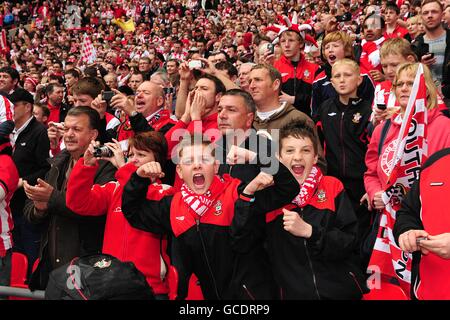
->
66, 158, 113, 216
364, 124, 384, 203
164, 119, 189, 159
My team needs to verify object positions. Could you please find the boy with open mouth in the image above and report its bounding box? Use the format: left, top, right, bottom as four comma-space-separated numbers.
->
121, 133, 299, 299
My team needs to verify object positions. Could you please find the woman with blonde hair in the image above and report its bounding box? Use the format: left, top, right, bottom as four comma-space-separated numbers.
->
364, 62, 450, 212
406, 15, 423, 40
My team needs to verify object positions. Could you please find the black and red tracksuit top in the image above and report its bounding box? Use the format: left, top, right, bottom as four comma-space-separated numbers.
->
316, 97, 372, 202
121, 162, 299, 300
394, 148, 450, 300
311, 63, 375, 122
265, 176, 367, 300
274, 54, 319, 116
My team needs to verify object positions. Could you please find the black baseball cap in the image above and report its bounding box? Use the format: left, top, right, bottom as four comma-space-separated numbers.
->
9, 88, 34, 104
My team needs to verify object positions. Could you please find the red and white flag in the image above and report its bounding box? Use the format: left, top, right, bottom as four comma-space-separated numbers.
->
81, 35, 97, 64
0, 30, 8, 53
368, 63, 428, 297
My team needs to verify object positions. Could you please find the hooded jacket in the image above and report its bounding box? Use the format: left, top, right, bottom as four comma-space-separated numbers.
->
253, 102, 315, 133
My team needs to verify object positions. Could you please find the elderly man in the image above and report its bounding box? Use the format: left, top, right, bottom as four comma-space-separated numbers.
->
238, 62, 256, 92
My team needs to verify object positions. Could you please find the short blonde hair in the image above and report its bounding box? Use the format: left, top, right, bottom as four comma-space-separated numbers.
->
331, 58, 360, 75
407, 15, 420, 25
380, 38, 417, 60
393, 63, 438, 110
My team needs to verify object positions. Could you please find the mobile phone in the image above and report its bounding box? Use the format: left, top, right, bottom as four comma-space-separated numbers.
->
102, 91, 115, 103
377, 104, 387, 110
188, 60, 203, 70
427, 52, 434, 59
416, 236, 428, 244
267, 43, 274, 55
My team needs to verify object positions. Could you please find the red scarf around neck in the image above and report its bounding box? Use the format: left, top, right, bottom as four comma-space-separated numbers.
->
180, 175, 230, 217
292, 165, 323, 207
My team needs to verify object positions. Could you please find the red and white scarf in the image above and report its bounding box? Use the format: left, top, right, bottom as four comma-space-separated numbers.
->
292, 165, 323, 207
148, 108, 170, 128
360, 37, 385, 73
180, 176, 229, 217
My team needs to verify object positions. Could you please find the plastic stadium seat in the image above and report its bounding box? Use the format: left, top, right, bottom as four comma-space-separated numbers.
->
10, 252, 28, 286
9, 252, 31, 300
186, 274, 204, 300
167, 266, 204, 300
363, 282, 408, 300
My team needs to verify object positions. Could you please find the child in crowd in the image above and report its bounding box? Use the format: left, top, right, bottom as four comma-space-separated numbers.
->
66, 132, 172, 299
311, 31, 375, 121
316, 59, 373, 259
264, 119, 367, 299
371, 38, 417, 127
121, 134, 300, 299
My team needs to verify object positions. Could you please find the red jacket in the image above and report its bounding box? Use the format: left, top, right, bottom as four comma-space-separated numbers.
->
165, 113, 220, 160
364, 108, 450, 203
384, 25, 410, 40
274, 54, 318, 115
394, 148, 450, 299
0, 154, 19, 257
66, 160, 174, 294
116, 110, 176, 142
418, 150, 450, 299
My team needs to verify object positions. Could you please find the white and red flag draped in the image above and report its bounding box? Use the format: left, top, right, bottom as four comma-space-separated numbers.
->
80, 35, 97, 64
368, 63, 428, 297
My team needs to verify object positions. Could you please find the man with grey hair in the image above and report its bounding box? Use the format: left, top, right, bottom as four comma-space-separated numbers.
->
238, 62, 256, 92
104, 73, 118, 90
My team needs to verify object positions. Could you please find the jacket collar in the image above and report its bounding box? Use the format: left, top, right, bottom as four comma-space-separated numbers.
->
254, 102, 294, 123
334, 96, 363, 110
48, 149, 72, 169
280, 53, 304, 67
